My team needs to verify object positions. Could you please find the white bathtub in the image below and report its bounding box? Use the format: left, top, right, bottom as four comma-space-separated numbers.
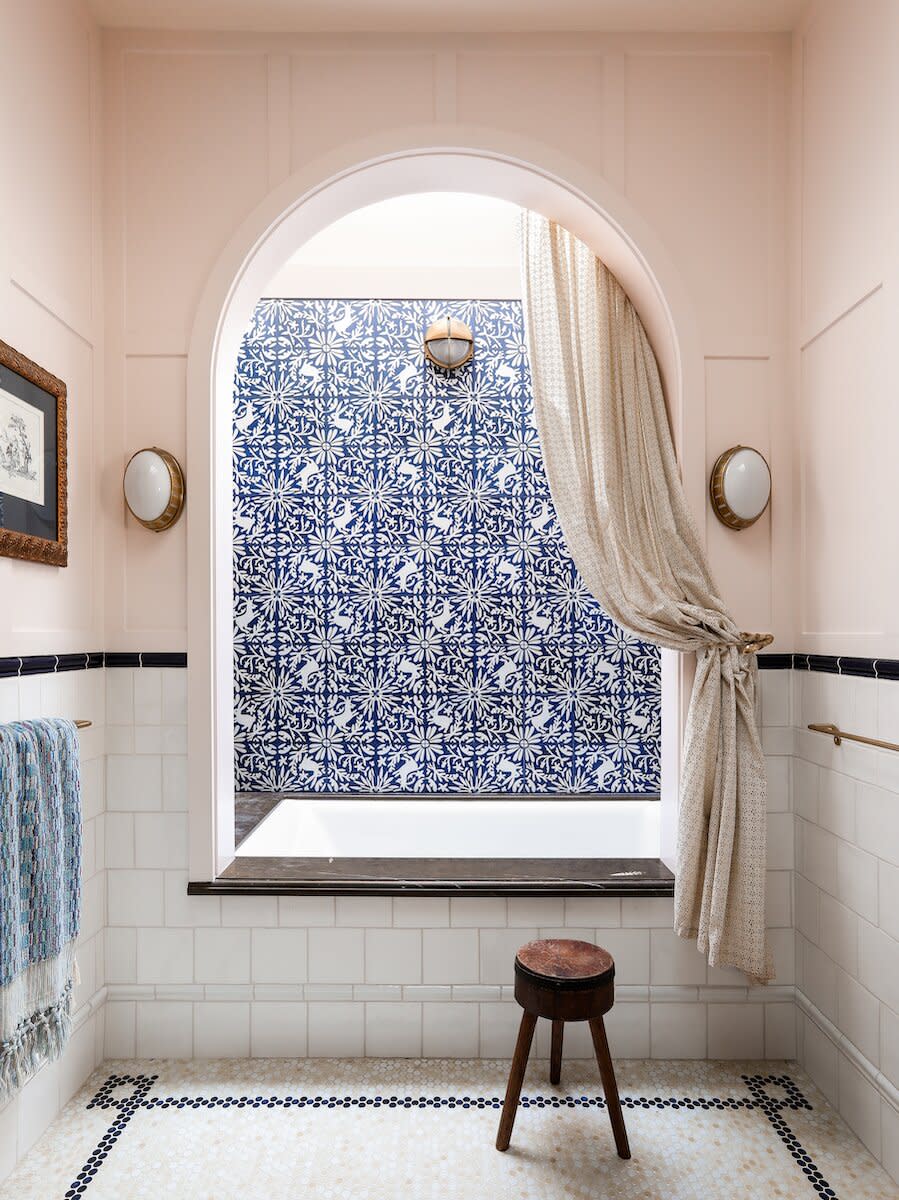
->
235, 796, 660, 859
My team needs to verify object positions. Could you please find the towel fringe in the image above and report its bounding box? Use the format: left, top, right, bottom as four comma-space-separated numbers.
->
0, 978, 74, 1103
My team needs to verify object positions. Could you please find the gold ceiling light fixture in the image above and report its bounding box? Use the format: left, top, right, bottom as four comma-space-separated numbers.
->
423, 317, 474, 371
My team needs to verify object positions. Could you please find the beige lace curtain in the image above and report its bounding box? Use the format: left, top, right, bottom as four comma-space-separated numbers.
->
520, 212, 772, 983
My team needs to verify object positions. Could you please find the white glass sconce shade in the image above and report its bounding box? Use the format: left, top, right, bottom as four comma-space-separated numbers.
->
423, 317, 473, 370
123, 447, 185, 531
709, 446, 771, 530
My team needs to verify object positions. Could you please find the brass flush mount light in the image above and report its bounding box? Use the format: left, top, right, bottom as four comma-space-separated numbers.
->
423, 317, 474, 370
123, 447, 185, 531
709, 445, 771, 530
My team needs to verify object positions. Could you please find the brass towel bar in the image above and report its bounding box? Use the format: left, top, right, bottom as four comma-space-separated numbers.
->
808, 722, 899, 753
74, 719, 92, 729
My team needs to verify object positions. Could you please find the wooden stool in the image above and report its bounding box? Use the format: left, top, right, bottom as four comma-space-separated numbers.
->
495, 938, 630, 1159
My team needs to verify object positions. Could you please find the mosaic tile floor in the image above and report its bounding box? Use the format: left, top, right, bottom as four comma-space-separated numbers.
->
3, 1059, 896, 1199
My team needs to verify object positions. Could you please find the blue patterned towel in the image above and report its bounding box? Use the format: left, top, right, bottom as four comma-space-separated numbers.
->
0, 718, 81, 1100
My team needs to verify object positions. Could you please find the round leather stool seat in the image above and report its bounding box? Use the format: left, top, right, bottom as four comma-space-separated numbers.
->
514, 939, 616, 1023
516, 938, 614, 986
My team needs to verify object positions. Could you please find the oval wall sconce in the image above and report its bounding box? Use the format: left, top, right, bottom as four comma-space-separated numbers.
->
123, 447, 185, 531
423, 317, 473, 370
709, 446, 771, 530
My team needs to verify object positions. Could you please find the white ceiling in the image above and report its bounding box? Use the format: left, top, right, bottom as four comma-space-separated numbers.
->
88, 0, 806, 34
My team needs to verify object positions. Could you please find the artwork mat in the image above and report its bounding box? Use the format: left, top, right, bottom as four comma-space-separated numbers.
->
0, 339, 67, 567
0, 384, 45, 506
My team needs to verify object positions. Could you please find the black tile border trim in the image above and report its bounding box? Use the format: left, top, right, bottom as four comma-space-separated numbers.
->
0, 652, 106, 679
102, 652, 141, 669
0, 649, 895, 683
759, 652, 899, 680
67, 1072, 835, 1200
0, 651, 187, 679
757, 653, 793, 671
104, 651, 188, 669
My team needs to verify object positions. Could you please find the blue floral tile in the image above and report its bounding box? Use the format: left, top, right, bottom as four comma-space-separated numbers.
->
233, 299, 660, 794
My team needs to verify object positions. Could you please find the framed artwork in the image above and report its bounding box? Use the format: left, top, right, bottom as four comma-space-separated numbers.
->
0, 340, 67, 566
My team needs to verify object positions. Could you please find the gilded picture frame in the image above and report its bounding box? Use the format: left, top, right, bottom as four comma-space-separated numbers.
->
0, 339, 67, 567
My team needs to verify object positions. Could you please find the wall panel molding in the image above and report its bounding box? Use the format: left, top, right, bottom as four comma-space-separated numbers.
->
798, 284, 894, 653
797, 2, 891, 346
799, 282, 883, 354
7, 18, 96, 342
8, 279, 97, 351
622, 48, 778, 360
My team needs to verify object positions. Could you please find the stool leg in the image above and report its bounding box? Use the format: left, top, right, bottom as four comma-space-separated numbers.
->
549, 1019, 564, 1085
589, 1016, 631, 1160
496, 1010, 537, 1151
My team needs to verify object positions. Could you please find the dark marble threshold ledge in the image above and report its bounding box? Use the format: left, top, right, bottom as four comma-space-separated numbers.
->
188, 856, 675, 898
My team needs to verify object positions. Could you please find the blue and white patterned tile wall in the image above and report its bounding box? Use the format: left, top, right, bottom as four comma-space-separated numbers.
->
233, 299, 660, 794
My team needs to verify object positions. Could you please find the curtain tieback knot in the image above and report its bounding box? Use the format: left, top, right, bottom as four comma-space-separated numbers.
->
738, 632, 773, 655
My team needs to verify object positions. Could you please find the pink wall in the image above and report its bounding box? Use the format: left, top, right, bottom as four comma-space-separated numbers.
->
791, 0, 899, 659
6, 10, 896, 661
0, 0, 104, 656
788, 7, 899, 1173
99, 30, 793, 655
0, 1, 108, 1175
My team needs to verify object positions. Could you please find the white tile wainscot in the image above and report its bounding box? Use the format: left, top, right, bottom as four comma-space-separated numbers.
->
99, 665, 798, 1066
791, 666, 899, 1183
12, 660, 899, 1189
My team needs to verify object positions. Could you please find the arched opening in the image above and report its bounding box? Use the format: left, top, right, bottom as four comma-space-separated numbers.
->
185, 131, 704, 882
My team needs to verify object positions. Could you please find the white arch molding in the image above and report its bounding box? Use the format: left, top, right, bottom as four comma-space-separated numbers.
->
186, 124, 705, 881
